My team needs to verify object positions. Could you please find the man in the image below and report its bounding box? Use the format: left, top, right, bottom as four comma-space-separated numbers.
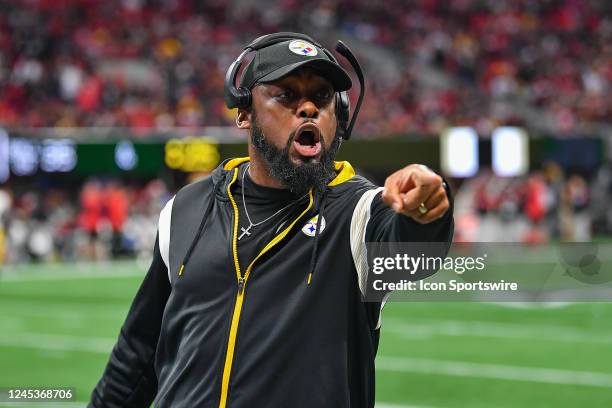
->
89, 33, 453, 408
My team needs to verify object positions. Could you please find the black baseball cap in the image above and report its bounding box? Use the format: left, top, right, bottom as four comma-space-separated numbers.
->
239, 38, 352, 91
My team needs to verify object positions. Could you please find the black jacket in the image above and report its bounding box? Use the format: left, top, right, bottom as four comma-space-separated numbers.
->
89, 158, 454, 408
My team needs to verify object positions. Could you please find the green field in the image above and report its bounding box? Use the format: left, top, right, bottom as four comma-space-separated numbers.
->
1, 261, 612, 408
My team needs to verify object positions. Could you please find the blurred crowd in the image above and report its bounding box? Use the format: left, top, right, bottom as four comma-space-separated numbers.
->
0, 179, 171, 264
340, 0, 611, 136
453, 163, 612, 243
0, 0, 610, 137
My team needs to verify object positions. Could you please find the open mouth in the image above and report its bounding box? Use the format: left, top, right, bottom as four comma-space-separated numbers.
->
293, 123, 322, 158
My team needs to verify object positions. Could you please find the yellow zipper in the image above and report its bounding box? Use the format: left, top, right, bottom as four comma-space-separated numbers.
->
219, 168, 313, 408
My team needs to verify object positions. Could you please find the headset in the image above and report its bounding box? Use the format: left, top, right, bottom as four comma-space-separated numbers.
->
224, 32, 365, 140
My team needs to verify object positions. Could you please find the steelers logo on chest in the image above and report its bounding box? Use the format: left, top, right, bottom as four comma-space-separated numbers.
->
302, 214, 326, 237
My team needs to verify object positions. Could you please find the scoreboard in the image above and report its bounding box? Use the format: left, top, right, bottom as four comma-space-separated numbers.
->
0, 133, 222, 181
9, 138, 78, 176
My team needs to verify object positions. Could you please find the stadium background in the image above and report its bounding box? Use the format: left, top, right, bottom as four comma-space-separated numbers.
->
1, 0, 611, 407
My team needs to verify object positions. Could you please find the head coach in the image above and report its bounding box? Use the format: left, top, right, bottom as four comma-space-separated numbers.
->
89, 32, 453, 408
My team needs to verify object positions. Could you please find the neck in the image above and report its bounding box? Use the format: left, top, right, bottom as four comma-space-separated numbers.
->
246, 147, 286, 190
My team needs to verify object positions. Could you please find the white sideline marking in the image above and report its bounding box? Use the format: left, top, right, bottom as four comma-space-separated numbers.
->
0, 304, 123, 321
4, 332, 612, 388
0, 259, 146, 281
377, 357, 612, 388
0, 300, 129, 322
383, 318, 612, 344
0, 269, 145, 282
0, 333, 114, 354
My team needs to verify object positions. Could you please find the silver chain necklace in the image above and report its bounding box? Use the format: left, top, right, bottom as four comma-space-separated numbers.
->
238, 164, 307, 241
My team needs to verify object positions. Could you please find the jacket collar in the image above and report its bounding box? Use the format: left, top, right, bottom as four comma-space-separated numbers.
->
220, 157, 355, 188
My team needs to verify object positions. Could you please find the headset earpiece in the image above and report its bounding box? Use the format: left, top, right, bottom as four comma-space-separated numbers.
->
224, 49, 252, 109
335, 91, 350, 139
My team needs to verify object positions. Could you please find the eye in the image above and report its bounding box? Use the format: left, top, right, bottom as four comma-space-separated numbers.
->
277, 90, 295, 100
316, 89, 333, 102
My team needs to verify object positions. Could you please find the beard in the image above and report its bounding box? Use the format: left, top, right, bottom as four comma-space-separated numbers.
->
250, 109, 341, 196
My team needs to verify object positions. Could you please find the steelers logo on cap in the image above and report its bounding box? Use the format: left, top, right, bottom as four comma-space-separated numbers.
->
288, 40, 318, 57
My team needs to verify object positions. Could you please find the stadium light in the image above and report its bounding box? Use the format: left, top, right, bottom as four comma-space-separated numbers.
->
492, 127, 529, 177
41, 139, 77, 172
441, 127, 479, 178
115, 139, 139, 171
10, 138, 38, 176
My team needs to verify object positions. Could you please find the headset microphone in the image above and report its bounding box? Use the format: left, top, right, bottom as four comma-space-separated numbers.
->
334, 40, 365, 141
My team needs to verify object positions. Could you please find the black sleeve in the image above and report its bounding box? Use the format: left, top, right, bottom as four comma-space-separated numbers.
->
365, 182, 454, 244
88, 234, 171, 408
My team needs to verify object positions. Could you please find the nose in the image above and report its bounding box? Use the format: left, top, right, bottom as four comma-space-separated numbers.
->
297, 99, 319, 119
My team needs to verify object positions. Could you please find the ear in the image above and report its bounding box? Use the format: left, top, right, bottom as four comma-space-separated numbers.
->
236, 108, 251, 129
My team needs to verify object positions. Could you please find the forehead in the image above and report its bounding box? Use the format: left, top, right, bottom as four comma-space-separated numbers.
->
263, 67, 334, 89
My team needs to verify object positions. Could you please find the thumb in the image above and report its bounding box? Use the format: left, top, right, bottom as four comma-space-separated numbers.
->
383, 177, 404, 212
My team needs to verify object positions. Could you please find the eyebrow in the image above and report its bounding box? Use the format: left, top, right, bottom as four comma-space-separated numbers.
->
275, 69, 333, 87
271, 79, 333, 91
